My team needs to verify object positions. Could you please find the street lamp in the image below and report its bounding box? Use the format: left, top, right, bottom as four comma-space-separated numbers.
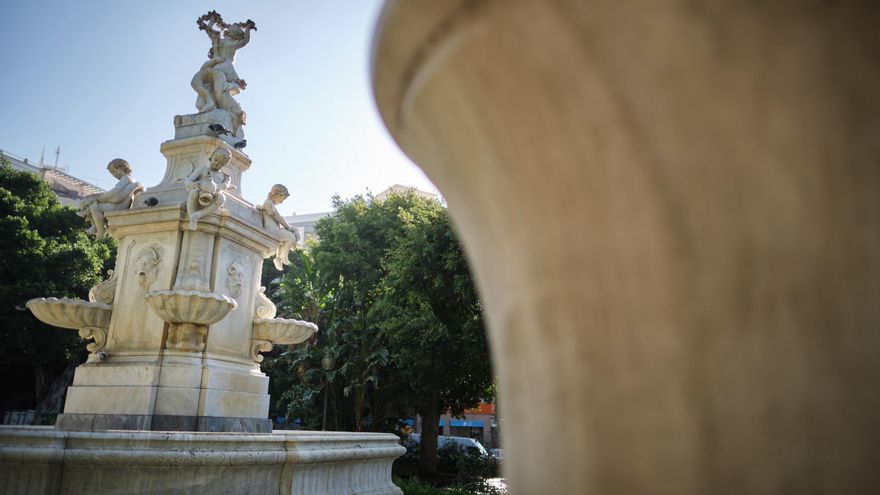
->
320, 353, 335, 431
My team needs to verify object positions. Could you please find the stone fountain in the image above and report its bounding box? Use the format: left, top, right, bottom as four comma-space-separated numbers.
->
0, 11, 402, 494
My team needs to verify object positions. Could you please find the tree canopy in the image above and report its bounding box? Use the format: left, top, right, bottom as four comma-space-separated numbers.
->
0, 160, 114, 421
262, 192, 493, 474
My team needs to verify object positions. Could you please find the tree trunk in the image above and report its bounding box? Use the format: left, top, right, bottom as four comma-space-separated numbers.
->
330, 382, 341, 430
32, 361, 48, 405
31, 357, 78, 425
354, 392, 364, 431
418, 396, 441, 477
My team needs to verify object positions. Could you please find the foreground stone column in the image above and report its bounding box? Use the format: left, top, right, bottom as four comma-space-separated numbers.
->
373, 1, 880, 493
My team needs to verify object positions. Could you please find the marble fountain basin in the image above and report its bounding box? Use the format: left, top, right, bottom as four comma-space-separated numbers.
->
26, 298, 112, 329
253, 317, 317, 345
145, 289, 237, 325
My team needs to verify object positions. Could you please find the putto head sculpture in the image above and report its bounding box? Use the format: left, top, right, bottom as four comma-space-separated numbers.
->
185, 147, 234, 230
77, 158, 144, 238
107, 158, 132, 176
190, 11, 256, 136
269, 184, 289, 202
262, 184, 300, 271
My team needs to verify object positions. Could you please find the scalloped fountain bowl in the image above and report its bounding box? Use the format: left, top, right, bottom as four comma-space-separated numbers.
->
145, 289, 237, 325
252, 318, 317, 345
26, 298, 112, 329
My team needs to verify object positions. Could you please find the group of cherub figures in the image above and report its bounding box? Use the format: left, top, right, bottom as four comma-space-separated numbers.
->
77, 11, 297, 271
182, 147, 299, 270
78, 149, 299, 271
190, 10, 256, 136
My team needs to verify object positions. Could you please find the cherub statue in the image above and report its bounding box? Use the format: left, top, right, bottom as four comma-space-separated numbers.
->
190, 11, 256, 136
261, 184, 300, 271
185, 147, 234, 230
78, 159, 144, 238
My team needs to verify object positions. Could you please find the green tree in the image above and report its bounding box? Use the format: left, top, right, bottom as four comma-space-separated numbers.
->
266, 195, 413, 432
0, 160, 114, 422
263, 192, 493, 476
377, 200, 493, 476
262, 248, 336, 429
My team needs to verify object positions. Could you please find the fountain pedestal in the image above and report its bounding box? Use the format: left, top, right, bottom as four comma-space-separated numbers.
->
46, 167, 284, 433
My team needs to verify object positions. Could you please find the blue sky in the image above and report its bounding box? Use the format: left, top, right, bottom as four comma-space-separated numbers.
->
2, 0, 437, 215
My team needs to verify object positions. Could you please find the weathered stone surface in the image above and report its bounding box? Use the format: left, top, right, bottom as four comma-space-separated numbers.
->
373, 1, 880, 494
174, 109, 244, 146
0, 426, 403, 494
56, 414, 272, 433
55, 413, 153, 432
38, 184, 295, 429
196, 416, 271, 433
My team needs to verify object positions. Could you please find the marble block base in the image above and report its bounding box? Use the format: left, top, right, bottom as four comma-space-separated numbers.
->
61, 356, 273, 431
0, 426, 404, 495
174, 109, 244, 147
55, 414, 272, 433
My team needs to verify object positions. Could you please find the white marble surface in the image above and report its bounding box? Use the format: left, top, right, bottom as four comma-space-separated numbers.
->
34, 177, 306, 426
28, 190, 302, 426
77, 159, 144, 238
0, 426, 404, 495
190, 11, 255, 136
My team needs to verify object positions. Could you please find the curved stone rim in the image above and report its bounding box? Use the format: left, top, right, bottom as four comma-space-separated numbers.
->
145, 289, 238, 325
26, 297, 113, 329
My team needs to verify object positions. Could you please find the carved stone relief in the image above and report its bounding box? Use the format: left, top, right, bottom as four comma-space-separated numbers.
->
225, 259, 246, 299
134, 246, 163, 292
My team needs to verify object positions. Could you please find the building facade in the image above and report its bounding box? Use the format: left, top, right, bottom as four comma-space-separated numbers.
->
1, 150, 103, 207
284, 185, 438, 245
412, 401, 500, 449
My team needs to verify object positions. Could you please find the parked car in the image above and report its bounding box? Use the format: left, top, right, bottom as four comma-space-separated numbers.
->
489, 448, 504, 461
405, 433, 489, 458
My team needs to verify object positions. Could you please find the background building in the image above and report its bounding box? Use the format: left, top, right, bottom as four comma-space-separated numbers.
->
284, 211, 328, 246
374, 184, 437, 203
1, 149, 103, 207
285, 185, 438, 245
412, 401, 500, 448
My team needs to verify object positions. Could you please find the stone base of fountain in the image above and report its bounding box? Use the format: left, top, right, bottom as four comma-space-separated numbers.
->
54, 413, 272, 432
0, 426, 404, 495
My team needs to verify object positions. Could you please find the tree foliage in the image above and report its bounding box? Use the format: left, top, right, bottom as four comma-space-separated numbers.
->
263, 192, 493, 474
376, 199, 492, 475
0, 160, 114, 420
